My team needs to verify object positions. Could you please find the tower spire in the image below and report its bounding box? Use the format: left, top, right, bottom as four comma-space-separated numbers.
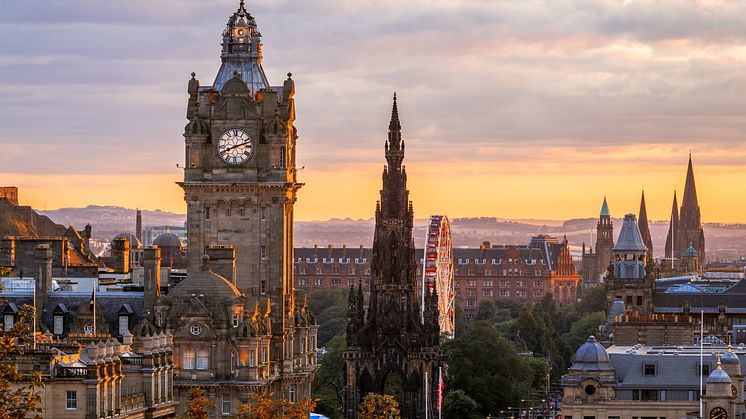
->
385, 93, 404, 172
638, 190, 653, 260
681, 153, 699, 213
664, 190, 679, 260
600, 196, 610, 217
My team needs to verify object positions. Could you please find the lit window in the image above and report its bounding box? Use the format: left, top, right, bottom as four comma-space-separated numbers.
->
183, 350, 195, 369
196, 350, 209, 370
66, 391, 77, 410
232, 314, 240, 328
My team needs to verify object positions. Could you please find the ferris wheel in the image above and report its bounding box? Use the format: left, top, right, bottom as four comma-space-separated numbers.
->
421, 215, 455, 338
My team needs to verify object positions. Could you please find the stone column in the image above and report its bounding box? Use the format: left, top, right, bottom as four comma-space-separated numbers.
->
143, 247, 161, 315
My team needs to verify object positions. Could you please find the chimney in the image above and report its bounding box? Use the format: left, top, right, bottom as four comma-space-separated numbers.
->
34, 244, 53, 314
136, 210, 143, 244
328, 244, 333, 259
111, 237, 130, 274
1, 236, 15, 268
206, 245, 236, 286
143, 246, 161, 313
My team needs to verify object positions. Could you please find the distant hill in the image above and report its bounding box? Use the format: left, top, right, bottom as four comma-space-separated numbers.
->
33, 205, 746, 261
38, 205, 186, 241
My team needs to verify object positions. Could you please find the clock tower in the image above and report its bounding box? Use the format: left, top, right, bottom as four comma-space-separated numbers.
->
181, 0, 299, 324
165, 1, 317, 414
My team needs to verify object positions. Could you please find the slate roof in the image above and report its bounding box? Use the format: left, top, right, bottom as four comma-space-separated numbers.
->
613, 214, 647, 253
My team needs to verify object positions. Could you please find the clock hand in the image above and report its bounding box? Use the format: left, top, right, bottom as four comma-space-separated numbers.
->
221, 141, 250, 154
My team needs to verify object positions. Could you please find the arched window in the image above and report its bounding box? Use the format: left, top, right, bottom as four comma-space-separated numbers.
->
183, 350, 195, 370
196, 350, 209, 370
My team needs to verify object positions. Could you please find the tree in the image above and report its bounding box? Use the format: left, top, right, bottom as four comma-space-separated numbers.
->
182, 387, 211, 419
444, 321, 535, 414
312, 334, 346, 419
0, 304, 43, 419
233, 392, 316, 419
567, 311, 606, 350
576, 285, 607, 315
475, 299, 497, 322
443, 390, 479, 419
358, 393, 400, 419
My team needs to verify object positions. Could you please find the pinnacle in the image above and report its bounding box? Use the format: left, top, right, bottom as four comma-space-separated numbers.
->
389, 92, 401, 132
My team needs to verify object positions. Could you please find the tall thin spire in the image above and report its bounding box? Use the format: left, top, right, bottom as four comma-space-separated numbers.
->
600, 196, 610, 217
638, 190, 653, 260
385, 93, 404, 172
680, 153, 701, 228
664, 190, 679, 260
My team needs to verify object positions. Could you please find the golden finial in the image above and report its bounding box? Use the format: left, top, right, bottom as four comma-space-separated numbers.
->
717, 353, 722, 369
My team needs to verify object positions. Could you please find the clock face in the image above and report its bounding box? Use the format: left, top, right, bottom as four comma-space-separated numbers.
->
711, 407, 728, 419
218, 129, 253, 165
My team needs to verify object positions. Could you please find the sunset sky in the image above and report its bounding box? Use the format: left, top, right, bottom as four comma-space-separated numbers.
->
2, 0, 746, 222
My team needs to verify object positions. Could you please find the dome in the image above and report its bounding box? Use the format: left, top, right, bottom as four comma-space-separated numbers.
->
722, 347, 740, 365
112, 233, 141, 249
707, 367, 732, 384
153, 232, 183, 249
569, 336, 614, 371
221, 75, 250, 95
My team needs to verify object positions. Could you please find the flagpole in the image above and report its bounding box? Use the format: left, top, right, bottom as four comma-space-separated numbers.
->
93, 279, 97, 335
33, 271, 37, 350
699, 309, 703, 418
424, 371, 428, 419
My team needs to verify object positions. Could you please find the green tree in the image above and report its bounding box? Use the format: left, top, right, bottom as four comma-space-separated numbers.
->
311, 335, 346, 419
182, 387, 211, 419
576, 285, 607, 315
0, 304, 43, 419
358, 393, 400, 419
443, 390, 479, 419
567, 311, 606, 350
475, 299, 497, 322
443, 321, 533, 414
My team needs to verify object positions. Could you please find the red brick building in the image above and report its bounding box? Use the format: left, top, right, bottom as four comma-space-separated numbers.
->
294, 235, 579, 319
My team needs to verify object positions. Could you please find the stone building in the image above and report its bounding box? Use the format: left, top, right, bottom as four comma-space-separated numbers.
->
561, 337, 744, 419
580, 197, 615, 289
166, 0, 318, 414
344, 96, 442, 419
294, 236, 580, 319
606, 214, 655, 315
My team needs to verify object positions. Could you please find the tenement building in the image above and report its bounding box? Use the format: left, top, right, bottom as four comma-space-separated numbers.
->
295, 236, 579, 318
344, 96, 442, 419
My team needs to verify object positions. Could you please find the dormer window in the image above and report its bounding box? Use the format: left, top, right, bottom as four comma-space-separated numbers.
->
118, 304, 134, 336
2, 303, 18, 333
52, 303, 69, 336
232, 313, 240, 327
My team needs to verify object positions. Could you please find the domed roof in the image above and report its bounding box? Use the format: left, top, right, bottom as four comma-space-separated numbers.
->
112, 233, 141, 249
722, 347, 740, 365
569, 336, 614, 371
153, 232, 183, 249
613, 214, 647, 253
221, 75, 250, 95
707, 366, 732, 384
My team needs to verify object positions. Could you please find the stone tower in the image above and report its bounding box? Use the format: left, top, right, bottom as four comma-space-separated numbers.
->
637, 190, 653, 261
606, 214, 653, 314
161, 1, 318, 415
664, 156, 706, 270
596, 197, 615, 278
344, 95, 442, 419
679, 155, 706, 264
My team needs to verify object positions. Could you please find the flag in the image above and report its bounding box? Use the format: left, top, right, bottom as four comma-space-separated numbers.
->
437, 366, 444, 412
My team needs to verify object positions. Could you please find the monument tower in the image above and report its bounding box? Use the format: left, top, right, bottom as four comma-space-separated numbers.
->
344, 95, 442, 419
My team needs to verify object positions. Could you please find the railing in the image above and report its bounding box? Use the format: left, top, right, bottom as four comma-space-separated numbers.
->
121, 393, 146, 413
56, 366, 88, 378
121, 357, 143, 366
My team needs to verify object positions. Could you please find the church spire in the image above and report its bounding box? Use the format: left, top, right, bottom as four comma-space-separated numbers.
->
680, 153, 701, 230
600, 196, 610, 218
638, 190, 653, 260
664, 190, 679, 260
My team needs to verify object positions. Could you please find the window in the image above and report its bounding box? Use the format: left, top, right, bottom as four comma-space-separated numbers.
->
500, 280, 510, 287
66, 391, 77, 410
261, 346, 267, 363
190, 324, 202, 336
331, 279, 341, 286
156, 312, 163, 327
118, 315, 129, 336
533, 290, 543, 297
466, 300, 476, 307
261, 207, 267, 221
196, 350, 209, 370
701, 364, 710, 376
289, 385, 297, 403
485, 270, 492, 276
280, 146, 286, 168
261, 280, 266, 294
222, 396, 232, 415
636, 296, 643, 306
183, 350, 195, 369
482, 289, 493, 297
467, 280, 476, 287
250, 350, 256, 367
54, 315, 64, 335
3, 314, 13, 332
314, 279, 324, 286
484, 280, 493, 287
205, 206, 210, 220
261, 246, 267, 259
232, 314, 240, 328
644, 364, 656, 376
499, 290, 510, 297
